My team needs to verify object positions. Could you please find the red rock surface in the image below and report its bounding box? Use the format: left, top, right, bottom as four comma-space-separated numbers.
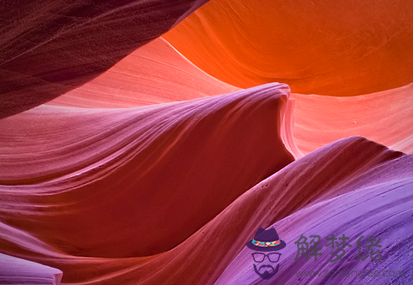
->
0, 83, 293, 261
0, 0, 209, 119
1, 136, 411, 284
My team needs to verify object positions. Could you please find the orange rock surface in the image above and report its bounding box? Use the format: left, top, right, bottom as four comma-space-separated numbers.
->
164, 0, 413, 95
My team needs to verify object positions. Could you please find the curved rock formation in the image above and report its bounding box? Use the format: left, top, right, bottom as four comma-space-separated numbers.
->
1, 1, 412, 284
0, 0, 209, 119
47, 38, 239, 108
292, 83, 413, 155
216, 139, 412, 284
45, 34, 413, 157
0, 83, 294, 260
164, 0, 413, 95
1, 137, 411, 284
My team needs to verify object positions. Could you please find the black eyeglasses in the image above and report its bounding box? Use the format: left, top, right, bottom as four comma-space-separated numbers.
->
252, 252, 281, 263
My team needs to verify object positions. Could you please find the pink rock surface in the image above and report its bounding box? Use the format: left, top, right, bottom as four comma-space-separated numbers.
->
292, 83, 413, 155
0, 253, 62, 285
0, 83, 293, 261
1, 136, 411, 284
44, 36, 413, 156
0, 0, 209, 119
47, 38, 239, 108
216, 138, 413, 284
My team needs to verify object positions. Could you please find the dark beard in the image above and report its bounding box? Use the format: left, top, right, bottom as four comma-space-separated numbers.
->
253, 264, 279, 279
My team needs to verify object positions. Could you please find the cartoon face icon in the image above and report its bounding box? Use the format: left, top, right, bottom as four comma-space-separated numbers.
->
246, 227, 286, 279
251, 252, 281, 279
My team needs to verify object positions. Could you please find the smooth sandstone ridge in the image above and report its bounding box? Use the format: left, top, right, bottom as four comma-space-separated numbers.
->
45, 37, 413, 156
0, 84, 294, 262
